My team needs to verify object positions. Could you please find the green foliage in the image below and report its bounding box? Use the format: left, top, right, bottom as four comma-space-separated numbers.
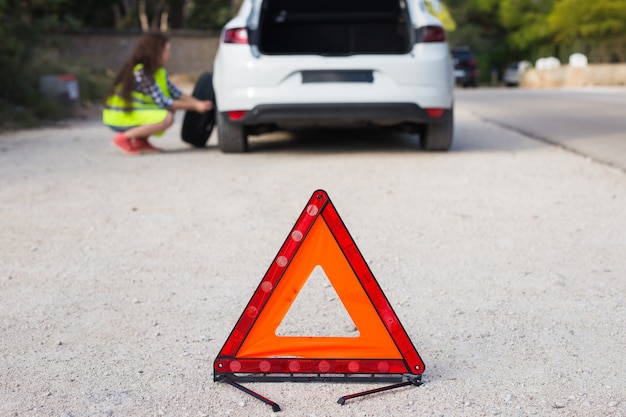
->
0, 18, 39, 106
61, 0, 119, 29
445, 0, 626, 82
445, 0, 511, 83
187, 0, 232, 30
0, 2, 114, 128
498, 0, 555, 50
549, 0, 626, 43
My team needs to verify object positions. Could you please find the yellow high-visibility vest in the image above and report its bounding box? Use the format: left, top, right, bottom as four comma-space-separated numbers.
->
103, 64, 171, 135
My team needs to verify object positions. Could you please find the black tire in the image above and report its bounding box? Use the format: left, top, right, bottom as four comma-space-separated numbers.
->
217, 111, 248, 153
181, 72, 215, 147
421, 108, 453, 151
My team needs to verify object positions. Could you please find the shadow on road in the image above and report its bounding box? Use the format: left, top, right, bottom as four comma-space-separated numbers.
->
247, 128, 421, 154
242, 122, 544, 155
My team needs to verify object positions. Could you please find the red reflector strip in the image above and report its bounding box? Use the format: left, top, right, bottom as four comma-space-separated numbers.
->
227, 110, 247, 121
223, 28, 248, 44
426, 108, 445, 118
215, 358, 413, 375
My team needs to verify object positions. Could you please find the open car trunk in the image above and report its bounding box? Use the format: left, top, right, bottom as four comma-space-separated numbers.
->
257, 0, 414, 55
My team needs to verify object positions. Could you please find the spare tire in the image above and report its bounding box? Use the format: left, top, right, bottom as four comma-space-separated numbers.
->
181, 72, 215, 147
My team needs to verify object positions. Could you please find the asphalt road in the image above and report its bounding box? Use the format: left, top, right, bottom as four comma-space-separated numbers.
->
1, 91, 625, 416
455, 87, 626, 171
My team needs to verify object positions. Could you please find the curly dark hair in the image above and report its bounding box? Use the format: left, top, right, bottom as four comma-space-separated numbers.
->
106, 32, 170, 111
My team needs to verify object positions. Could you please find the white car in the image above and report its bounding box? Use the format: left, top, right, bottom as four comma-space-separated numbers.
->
503, 60, 531, 87
181, 0, 455, 152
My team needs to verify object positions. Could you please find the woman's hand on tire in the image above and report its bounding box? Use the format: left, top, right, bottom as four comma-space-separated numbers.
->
194, 100, 213, 113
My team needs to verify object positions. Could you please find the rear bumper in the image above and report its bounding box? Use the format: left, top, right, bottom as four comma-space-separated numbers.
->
213, 44, 455, 111
223, 103, 452, 129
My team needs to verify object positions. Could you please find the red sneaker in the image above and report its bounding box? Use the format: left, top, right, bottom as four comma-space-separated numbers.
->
133, 137, 163, 153
112, 132, 141, 155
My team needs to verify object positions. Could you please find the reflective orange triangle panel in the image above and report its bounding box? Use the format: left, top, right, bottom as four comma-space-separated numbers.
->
214, 189, 424, 377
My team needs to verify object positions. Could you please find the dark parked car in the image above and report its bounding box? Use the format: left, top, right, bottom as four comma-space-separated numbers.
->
451, 46, 477, 87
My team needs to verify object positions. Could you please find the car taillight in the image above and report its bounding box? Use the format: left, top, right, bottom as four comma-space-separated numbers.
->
426, 108, 445, 118
418, 26, 446, 43
228, 110, 247, 120
223, 28, 248, 44
468, 59, 477, 66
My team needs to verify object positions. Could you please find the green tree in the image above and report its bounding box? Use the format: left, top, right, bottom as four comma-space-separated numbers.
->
55, 0, 115, 29
55, 0, 215, 31
0, 0, 78, 125
498, 0, 555, 52
0, 0, 73, 104
186, 0, 231, 30
549, 0, 626, 43
446, 0, 506, 48
445, 0, 513, 82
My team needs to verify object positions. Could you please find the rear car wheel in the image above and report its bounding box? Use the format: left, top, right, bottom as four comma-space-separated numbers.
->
181, 72, 215, 147
421, 108, 453, 151
217, 111, 248, 153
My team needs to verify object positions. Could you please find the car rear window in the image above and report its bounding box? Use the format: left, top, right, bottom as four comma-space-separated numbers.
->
257, 0, 413, 55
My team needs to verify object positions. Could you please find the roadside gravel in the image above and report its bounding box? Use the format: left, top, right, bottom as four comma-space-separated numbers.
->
1, 107, 624, 417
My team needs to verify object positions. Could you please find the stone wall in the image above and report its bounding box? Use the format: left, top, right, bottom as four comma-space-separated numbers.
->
521, 64, 626, 88
56, 31, 220, 75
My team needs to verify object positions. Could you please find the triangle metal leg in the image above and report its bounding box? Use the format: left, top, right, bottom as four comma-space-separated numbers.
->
337, 379, 423, 405
222, 377, 281, 412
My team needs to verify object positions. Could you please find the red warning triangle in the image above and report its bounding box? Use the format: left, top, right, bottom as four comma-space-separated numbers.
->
214, 190, 424, 378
